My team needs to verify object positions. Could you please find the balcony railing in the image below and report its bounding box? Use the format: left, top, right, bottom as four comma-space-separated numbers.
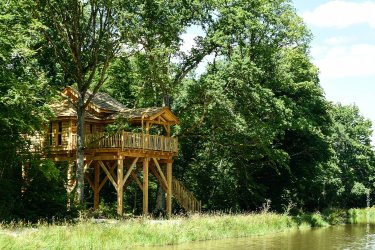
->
83, 132, 178, 152
36, 132, 177, 153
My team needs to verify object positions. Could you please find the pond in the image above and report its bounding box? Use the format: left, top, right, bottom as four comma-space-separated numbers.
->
150, 224, 375, 250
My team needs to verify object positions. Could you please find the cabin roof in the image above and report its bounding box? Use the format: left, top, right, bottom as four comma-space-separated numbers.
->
53, 87, 179, 124
63, 86, 128, 112
50, 99, 102, 120
108, 107, 179, 125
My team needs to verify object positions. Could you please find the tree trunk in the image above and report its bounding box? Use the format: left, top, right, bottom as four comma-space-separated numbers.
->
155, 183, 166, 214
75, 97, 85, 204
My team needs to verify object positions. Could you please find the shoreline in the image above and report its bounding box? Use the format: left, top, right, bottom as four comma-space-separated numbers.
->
1, 208, 374, 249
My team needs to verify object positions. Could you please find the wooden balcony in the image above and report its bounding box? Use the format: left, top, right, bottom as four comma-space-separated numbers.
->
32, 132, 178, 154
83, 132, 178, 153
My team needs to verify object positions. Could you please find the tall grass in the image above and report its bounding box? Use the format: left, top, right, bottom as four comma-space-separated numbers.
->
348, 207, 375, 224
0, 213, 304, 249
2, 208, 374, 249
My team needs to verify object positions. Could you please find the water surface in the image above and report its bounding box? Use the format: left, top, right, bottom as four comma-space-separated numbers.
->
151, 224, 375, 249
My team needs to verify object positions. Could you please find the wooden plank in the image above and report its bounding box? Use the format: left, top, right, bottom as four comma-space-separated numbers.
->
167, 162, 172, 217
152, 158, 168, 189
143, 158, 149, 215
99, 160, 118, 190
117, 158, 124, 215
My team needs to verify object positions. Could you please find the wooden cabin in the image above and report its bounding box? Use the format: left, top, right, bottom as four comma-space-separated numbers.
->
32, 86, 201, 216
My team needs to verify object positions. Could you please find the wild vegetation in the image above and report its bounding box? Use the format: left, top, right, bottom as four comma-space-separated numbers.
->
1, 208, 375, 249
0, 0, 374, 222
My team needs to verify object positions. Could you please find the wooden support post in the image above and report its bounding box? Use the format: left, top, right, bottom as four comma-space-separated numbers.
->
94, 162, 100, 210
166, 125, 170, 137
167, 161, 172, 217
146, 122, 150, 134
117, 158, 124, 215
143, 158, 149, 215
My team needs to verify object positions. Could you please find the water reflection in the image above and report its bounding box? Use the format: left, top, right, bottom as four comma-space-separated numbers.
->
149, 224, 375, 250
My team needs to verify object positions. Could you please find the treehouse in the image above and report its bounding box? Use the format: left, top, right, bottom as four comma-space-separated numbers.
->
32, 86, 201, 216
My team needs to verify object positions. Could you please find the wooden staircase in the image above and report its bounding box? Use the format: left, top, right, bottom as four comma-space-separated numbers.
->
172, 177, 201, 213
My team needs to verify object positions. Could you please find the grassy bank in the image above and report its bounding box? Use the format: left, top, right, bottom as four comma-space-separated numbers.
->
0, 213, 306, 249
0, 209, 374, 249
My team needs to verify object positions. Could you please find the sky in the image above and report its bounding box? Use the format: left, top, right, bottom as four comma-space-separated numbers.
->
293, 0, 375, 143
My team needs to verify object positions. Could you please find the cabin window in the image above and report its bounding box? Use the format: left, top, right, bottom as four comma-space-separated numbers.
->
57, 122, 62, 146
90, 124, 93, 134
49, 122, 53, 146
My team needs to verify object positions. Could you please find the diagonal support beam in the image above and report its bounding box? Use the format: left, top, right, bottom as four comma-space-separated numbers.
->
121, 157, 139, 187
84, 160, 93, 173
124, 167, 143, 191
99, 160, 118, 190
84, 173, 94, 190
152, 158, 168, 189
98, 161, 117, 191
150, 165, 167, 192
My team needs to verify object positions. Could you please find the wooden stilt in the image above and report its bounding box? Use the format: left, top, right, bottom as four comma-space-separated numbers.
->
117, 157, 124, 215
143, 158, 149, 215
166, 161, 172, 217
94, 162, 100, 210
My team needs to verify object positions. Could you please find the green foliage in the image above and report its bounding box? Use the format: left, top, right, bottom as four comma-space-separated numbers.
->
170, 0, 333, 211
0, 0, 55, 220
325, 104, 375, 208
18, 158, 68, 222
103, 0, 375, 213
1, 0, 375, 220
322, 208, 347, 225
347, 207, 375, 224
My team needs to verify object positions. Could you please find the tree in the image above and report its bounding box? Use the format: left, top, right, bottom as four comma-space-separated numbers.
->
172, 0, 333, 211
0, 0, 53, 219
103, 0, 211, 212
35, 0, 125, 204
328, 104, 375, 208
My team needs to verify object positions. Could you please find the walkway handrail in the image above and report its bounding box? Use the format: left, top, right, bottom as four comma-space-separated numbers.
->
172, 177, 201, 213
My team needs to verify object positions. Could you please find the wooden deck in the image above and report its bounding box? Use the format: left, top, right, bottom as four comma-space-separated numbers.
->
84, 132, 178, 153
32, 132, 178, 154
